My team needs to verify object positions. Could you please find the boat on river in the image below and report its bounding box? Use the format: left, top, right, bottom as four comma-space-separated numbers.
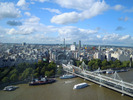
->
29, 78, 56, 86
106, 70, 114, 74
60, 74, 76, 79
3, 86, 18, 91
73, 82, 88, 89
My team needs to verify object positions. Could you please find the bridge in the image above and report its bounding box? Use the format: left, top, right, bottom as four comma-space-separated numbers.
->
62, 63, 133, 98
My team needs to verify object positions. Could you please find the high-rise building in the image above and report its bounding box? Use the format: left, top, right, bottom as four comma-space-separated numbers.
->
79, 40, 81, 49
73, 42, 76, 46
63, 38, 65, 48
98, 45, 101, 51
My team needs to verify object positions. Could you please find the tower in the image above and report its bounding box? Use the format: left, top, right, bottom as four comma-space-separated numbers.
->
63, 38, 66, 51
73, 42, 76, 46
79, 40, 81, 49
63, 38, 65, 48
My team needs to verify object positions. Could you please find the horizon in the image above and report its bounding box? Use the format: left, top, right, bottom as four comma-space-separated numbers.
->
0, 42, 133, 48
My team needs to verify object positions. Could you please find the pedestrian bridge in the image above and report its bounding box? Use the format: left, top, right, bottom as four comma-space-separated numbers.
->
62, 64, 133, 98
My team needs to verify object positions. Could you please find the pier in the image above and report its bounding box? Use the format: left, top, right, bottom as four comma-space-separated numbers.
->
62, 64, 133, 97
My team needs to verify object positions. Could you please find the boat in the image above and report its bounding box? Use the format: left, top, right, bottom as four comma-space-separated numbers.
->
106, 70, 114, 74
29, 77, 56, 86
3, 86, 18, 91
73, 82, 88, 89
60, 74, 76, 79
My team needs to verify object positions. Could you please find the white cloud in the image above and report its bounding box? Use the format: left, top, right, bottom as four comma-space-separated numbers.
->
7, 16, 40, 35
42, 8, 61, 14
119, 35, 131, 41
17, 0, 29, 10
8, 27, 35, 35
102, 33, 121, 45
51, 12, 80, 24
97, 35, 101, 38
32, 0, 49, 3
113, 5, 124, 11
0, 2, 21, 19
0, 35, 4, 38
52, 0, 109, 24
7, 16, 57, 35
26, 16, 40, 23
17, 0, 26, 6
55, 0, 94, 11
58, 26, 97, 42
24, 12, 31, 16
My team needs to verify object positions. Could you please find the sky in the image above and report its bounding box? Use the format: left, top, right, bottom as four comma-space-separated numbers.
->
0, 0, 133, 46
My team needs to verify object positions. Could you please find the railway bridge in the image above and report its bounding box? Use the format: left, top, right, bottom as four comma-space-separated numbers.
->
62, 64, 133, 98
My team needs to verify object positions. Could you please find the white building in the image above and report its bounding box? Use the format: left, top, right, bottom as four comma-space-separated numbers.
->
106, 51, 111, 61
93, 52, 101, 60
111, 52, 130, 62
70, 45, 76, 51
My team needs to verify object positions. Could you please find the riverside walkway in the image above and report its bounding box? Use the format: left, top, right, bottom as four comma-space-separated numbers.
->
62, 64, 133, 98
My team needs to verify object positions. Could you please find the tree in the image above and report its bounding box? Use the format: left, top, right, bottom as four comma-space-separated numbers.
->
9, 69, 18, 75
94, 59, 102, 68
10, 73, 18, 81
76, 61, 82, 67
41, 66, 46, 75
34, 73, 39, 78
88, 60, 95, 70
2, 77, 9, 83
21, 68, 33, 80
102, 59, 108, 67
114, 60, 121, 69
57, 65, 63, 75
47, 62, 56, 74
45, 70, 54, 77
122, 61, 130, 68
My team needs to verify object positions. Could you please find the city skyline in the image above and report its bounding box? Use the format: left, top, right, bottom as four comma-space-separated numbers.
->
0, 0, 133, 46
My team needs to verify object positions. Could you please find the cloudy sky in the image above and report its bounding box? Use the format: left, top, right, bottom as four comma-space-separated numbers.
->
0, 0, 133, 46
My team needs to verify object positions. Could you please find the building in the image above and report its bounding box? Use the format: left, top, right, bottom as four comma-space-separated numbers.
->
111, 52, 130, 62
106, 51, 111, 61
79, 40, 81, 49
73, 42, 76, 46
70, 45, 76, 51
93, 52, 101, 60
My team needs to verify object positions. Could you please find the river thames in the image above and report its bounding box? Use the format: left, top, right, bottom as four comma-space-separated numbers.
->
0, 69, 133, 100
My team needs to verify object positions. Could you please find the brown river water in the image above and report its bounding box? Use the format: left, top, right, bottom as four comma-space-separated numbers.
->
0, 69, 133, 100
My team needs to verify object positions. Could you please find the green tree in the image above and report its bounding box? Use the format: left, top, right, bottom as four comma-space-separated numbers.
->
41, 66, 46, 75
34, 73, 39, 78
88, 60, 95, 70
21, 68, 33, 80
114, 60, 121, 69
9, 69, 18, 75
122, 61, 130, 68
10, 73, 18, 81
45, 70, 54, 77
47, 62, 56, 74
94, 59, 102, 68
76, 61, 82, 67
2, 77, 9, 83
57, 65, 63, 75
102, 59, 108, 67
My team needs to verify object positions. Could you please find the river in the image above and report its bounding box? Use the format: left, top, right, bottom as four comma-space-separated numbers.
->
0, 69, 133, 100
